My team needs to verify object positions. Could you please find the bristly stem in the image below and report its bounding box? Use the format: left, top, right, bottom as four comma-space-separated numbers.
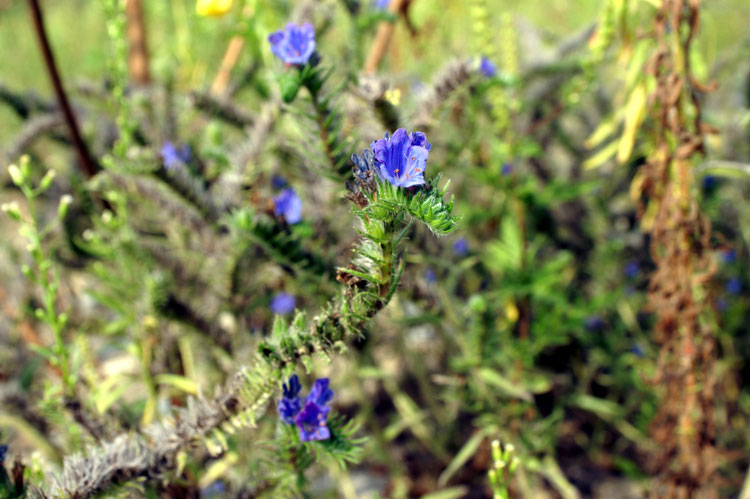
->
303, 76, 351, 177
378, 221, 395, 298
28, 0, 101, 178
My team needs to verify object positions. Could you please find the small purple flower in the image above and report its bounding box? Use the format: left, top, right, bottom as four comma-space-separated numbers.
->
702, 175, 717, 191
630, 343, 645, 357
273, 188, 303, 224
297, 399, 331, 441
0, 444, 7, 463
624, 261, 639, 279
161, 142, 192, 169
424, 268, 437, 284
501, 163, 514, 175
270, 292, 296, 315
278, 374, 303, 423
278, 376, 335, 442
268, 23, 316, 66
585, 316, 605, 331
722, 249, 737, 265
727, 277, 742, 295
479, 56, 498, 78
370, 129, 431, 188
716, 297, 728, 311
201, 481, 226, 497
453, 237, 469, 257
272, 175, 288, 189
306, 378, 334, 406
375, 0, 391, 9
297, 378, 334, 441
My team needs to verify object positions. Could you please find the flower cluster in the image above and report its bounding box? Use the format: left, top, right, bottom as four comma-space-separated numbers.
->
273, 188, 302, 224
268, 23, 316, 66
278, 375, 335, 441
370, 128, 431, 188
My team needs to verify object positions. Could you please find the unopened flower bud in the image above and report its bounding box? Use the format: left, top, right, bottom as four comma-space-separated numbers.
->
1, 201, 21, 221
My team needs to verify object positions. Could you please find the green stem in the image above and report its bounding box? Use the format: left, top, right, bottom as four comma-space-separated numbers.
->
304, 77, 349, 176
378, 222, 394, 298
25, 189, 73, 395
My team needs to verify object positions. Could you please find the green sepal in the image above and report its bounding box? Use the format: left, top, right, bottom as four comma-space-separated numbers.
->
277, 71, 303, 103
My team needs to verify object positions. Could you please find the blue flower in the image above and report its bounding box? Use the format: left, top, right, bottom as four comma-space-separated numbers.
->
296, 378, 334, 442
306, 377, 334, 406
624, 261, 639, 279
273, 188, 303, 224
272, 175, 288, 189
716, 297, 728, 311
501, 163, 513, 175
270, 292, 296, 315
374, 0, 391, 9
630, 344, 645, 357
200, 481, 227, 497
479, 56, 498, 78
370, 128, 431, 188
453, 237, 469, 257
278, 376, 335, 442
0, 444, 6, 463
160, 142, 191, 169
278, 374, 303, 423
722, 249, 737, 265
727, 277, 742, 295
702, 175, 717, 191
424, 268, 437, 284
585, 316, 605, 331
268, 23, 316, 66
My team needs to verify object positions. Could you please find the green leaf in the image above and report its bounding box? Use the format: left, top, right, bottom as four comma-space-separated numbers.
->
478, 367, 533, 401
437, 427, 493, 486
154, 374, 199, 395
277, 71, 302, 103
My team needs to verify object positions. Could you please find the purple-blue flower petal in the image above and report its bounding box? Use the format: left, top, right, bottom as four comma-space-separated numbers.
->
306, 378, 334, 406
283, 374, 302, 398
370, 128, 430, 188
296, 400, 331, 441
270, 292, 296, 315
273, 188, 303, 224
453, 237, 469, 257
268, 22, 316, 65
479, 56, 498, 78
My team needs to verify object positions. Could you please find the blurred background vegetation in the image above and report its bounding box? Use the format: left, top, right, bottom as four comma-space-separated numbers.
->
1, 0, 750, 497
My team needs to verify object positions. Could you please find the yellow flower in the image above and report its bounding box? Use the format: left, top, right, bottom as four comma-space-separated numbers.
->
384, 88, 401, 107
196, 0, 233, 17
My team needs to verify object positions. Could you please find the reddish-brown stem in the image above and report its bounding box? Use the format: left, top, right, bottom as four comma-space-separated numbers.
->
28, 0, 100, 178
363, 0, 408, 74
126, 0, 151, 84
